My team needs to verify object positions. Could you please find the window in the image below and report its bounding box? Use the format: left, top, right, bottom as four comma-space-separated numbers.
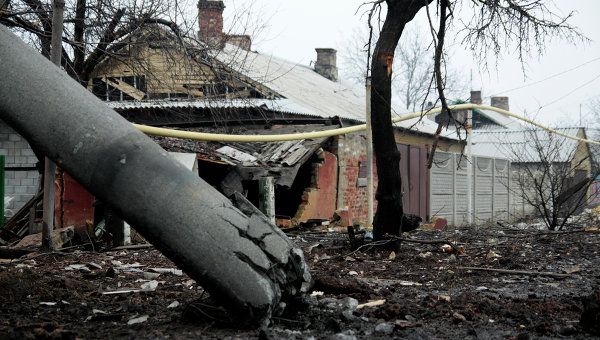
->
91, 75, 147, 101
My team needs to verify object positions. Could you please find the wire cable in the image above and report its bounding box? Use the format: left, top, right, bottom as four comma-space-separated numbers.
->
490, 56, 600, 96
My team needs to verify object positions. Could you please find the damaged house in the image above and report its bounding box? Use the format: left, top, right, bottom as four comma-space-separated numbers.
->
84, 0, 464, 229
1, 0, 464, 236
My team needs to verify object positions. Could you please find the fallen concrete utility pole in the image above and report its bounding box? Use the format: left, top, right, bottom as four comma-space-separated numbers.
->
0, 26, 311, 326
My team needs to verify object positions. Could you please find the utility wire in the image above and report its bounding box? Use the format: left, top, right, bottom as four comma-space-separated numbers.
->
487, 56, 600, 96
537, 72, 600, 110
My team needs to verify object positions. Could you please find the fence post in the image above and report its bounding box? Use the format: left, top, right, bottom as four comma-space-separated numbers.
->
452, 153, 456, 225
472, 156, 477, 224
492, 158, 496, 220
0, 155, 4, 226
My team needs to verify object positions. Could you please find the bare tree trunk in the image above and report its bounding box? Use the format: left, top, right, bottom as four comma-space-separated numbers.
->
370, 0, 429, 240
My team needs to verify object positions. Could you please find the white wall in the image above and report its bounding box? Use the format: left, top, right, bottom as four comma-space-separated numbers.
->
0, 119, 40, 218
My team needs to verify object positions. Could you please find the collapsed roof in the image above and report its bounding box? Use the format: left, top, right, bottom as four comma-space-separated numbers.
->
152, 124, 336, 189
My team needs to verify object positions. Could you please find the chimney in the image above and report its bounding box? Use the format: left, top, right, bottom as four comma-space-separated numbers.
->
490, 96, 509, 111
314, 48, 338, 81
226, 35, 252, 51
197, 0, 225, 48
470, 90, 482, 105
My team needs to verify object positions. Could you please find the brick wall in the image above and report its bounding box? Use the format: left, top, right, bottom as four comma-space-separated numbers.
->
294, 151, 338, 222
0, 119, 40, 218
333, 133, 377, 224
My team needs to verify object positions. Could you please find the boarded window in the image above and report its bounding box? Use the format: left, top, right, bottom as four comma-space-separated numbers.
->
358, 161, 368, 179
357, 161, 367, 187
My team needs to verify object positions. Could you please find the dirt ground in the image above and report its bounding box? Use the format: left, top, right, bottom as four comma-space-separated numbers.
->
0, 223, 599, 339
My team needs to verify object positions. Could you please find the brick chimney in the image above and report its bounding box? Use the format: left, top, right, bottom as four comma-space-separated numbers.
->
197, 0, 225, 48
314, 48, 338, 81
226, 35, 252, 51
470, 90, 482, 105
490, 96, 509, 111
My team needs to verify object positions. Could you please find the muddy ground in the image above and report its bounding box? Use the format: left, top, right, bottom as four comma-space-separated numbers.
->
0, 224, 599, 339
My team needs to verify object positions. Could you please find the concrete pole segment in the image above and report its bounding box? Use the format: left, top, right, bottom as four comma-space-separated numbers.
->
0, 26, 310, 326
42, 0, 65, 251
258, 177, 275, 225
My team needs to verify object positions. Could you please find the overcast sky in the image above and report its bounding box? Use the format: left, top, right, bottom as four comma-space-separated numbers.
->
223, 0, 600, 127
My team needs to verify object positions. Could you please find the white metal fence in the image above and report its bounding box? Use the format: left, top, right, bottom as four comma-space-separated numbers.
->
430, 151, 510, 225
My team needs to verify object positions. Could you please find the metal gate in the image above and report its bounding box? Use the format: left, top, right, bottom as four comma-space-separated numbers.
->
397, 144, 430, 221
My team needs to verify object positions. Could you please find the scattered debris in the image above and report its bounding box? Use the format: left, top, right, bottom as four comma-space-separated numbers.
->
374, 322, 395, 335
0, 225, 598, 338
356, 299, 386, 309
564, 265, 581, 274
15, 226, 75, 250
434, 294, 451, 302
433, 217, 447, 231
453, 312, 467, 323
87, 262, 102, 270
486, 250, 502, 259
65, 264, 92, 272
140, 280, 160, 292
458, 266, 572, 278
307, 243, 323, 253
397, 280, 422, 287
150, 268, 183, 276
143, 272, 161, 280
111, 243, 153, 250
101, 289, 142, 295
127, 315, 149, 325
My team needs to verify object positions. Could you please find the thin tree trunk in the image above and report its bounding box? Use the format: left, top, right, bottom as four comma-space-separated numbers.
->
72, 0, 86, 82
370, 0, 429, 240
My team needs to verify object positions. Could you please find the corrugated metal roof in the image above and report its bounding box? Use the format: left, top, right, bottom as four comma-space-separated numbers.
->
107, 98, 318, 115
107, 98, 265, 110
216, 44, 457, 139
471, 128, 583, 162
